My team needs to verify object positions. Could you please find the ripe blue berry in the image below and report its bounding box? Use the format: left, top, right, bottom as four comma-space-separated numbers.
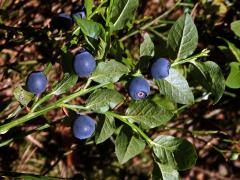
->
150, 58, 170, 80
52, 13, 73, 30
71, 5, 86, 19
26, 71, 48, 95
73, 115, 96, 140
128, 77, 150, 100
73, 50, 96, 77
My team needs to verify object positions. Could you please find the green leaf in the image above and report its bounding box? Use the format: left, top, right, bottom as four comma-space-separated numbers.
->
153, 135, 197, 171
222, 38, 240, 62
226, 62, 240, 89
13, 86, 34, 106
51, 73, 78, 95
156, 68, 194, 105
230, 152, 239, 161
140, 32, 154, 57
95, 114, 116, 144
138, 33, 154, 72
152, 161, 180, 180
126, 100, 174, 129
108, 0, 139, 31
191, 61, 225, 104
86, 89, 124, 112
231, 20, 240, 38
91, 60, 129, 84
167, 13, 198, 60
96, 37, 107, 60
75, 18, 104, 39
84, 0, 93, 18
115, 126, 145, 164
96, 31, 111, 60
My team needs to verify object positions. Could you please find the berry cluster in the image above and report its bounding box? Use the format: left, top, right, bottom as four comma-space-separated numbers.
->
128, 58, 170, 100
25, 5, 171, 140
26, 49, 97, 140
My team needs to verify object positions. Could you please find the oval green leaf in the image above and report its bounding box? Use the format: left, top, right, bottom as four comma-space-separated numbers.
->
86, 89, 124, 113
191, 60, 225, 104
91, 60, 129, 84
95, 114, 116, 144
167, 13, 198, 60
75, 18, 104, 39
152, 161, 180, 180
226, 62, 240, 89
13, 86, 34, 106
153, 135, 197, 171
115, 126, 145, 164
108, 0, 139, 31
126, 100, 174, 129
156, 68, 194, 105
140, 32, 155, 57
231, 20, 240, 38
51, 73, 78, 95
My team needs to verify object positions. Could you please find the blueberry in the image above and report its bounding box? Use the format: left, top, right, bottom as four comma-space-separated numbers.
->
51, 13, 73, 30
150, 58, 170, 80
73, 115, 96, 140
26, 71, 48, 95
128, 77, 150, 100
73, 50, 96, 77
71, 5, 86, 20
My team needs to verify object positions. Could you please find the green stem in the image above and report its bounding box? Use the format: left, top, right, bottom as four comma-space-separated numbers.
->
61, 104, 88, 111
83, 79, 92, 89
148, 28, 167, 41
105, 111, 153, 146
173, 93, 210, 114
141, 0, 181, 30
0, 83, 108, 134
88, 0, 108, 19
0, 123, 51, 147
31, 78, 93, 112
119, 30, 140, 42
120, 0, 182, 41
31, 93, 52, 112
178, 2, 194, 7
18, 60, 38, 65
43, 62, 53, 74
171, 48, 210, 66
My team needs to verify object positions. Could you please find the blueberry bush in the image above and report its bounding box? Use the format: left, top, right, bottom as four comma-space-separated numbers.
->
0, 0, 239, 179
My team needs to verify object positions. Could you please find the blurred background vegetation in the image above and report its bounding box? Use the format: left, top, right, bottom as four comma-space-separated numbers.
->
0, 0, 240, 179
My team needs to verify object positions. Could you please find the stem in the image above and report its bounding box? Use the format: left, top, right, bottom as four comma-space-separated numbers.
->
0, 123, 51, 147
0, 83, 108, 134
119, 30, 140, 42
105, 111, 153, 146
173, 93, 210, 114
31, 93, 52, 112
148, 28, 167, 41
83, 79, 92, 89
178, 2, 194, 7
61, 104, 88, 111
18, 60, 38, 65
141, 0, 181, 30
88, 0, 108, 19
171, 48, 210, 66
120, 0, 182, 41
44, 62, 53, 74
31, 78, 93, 112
